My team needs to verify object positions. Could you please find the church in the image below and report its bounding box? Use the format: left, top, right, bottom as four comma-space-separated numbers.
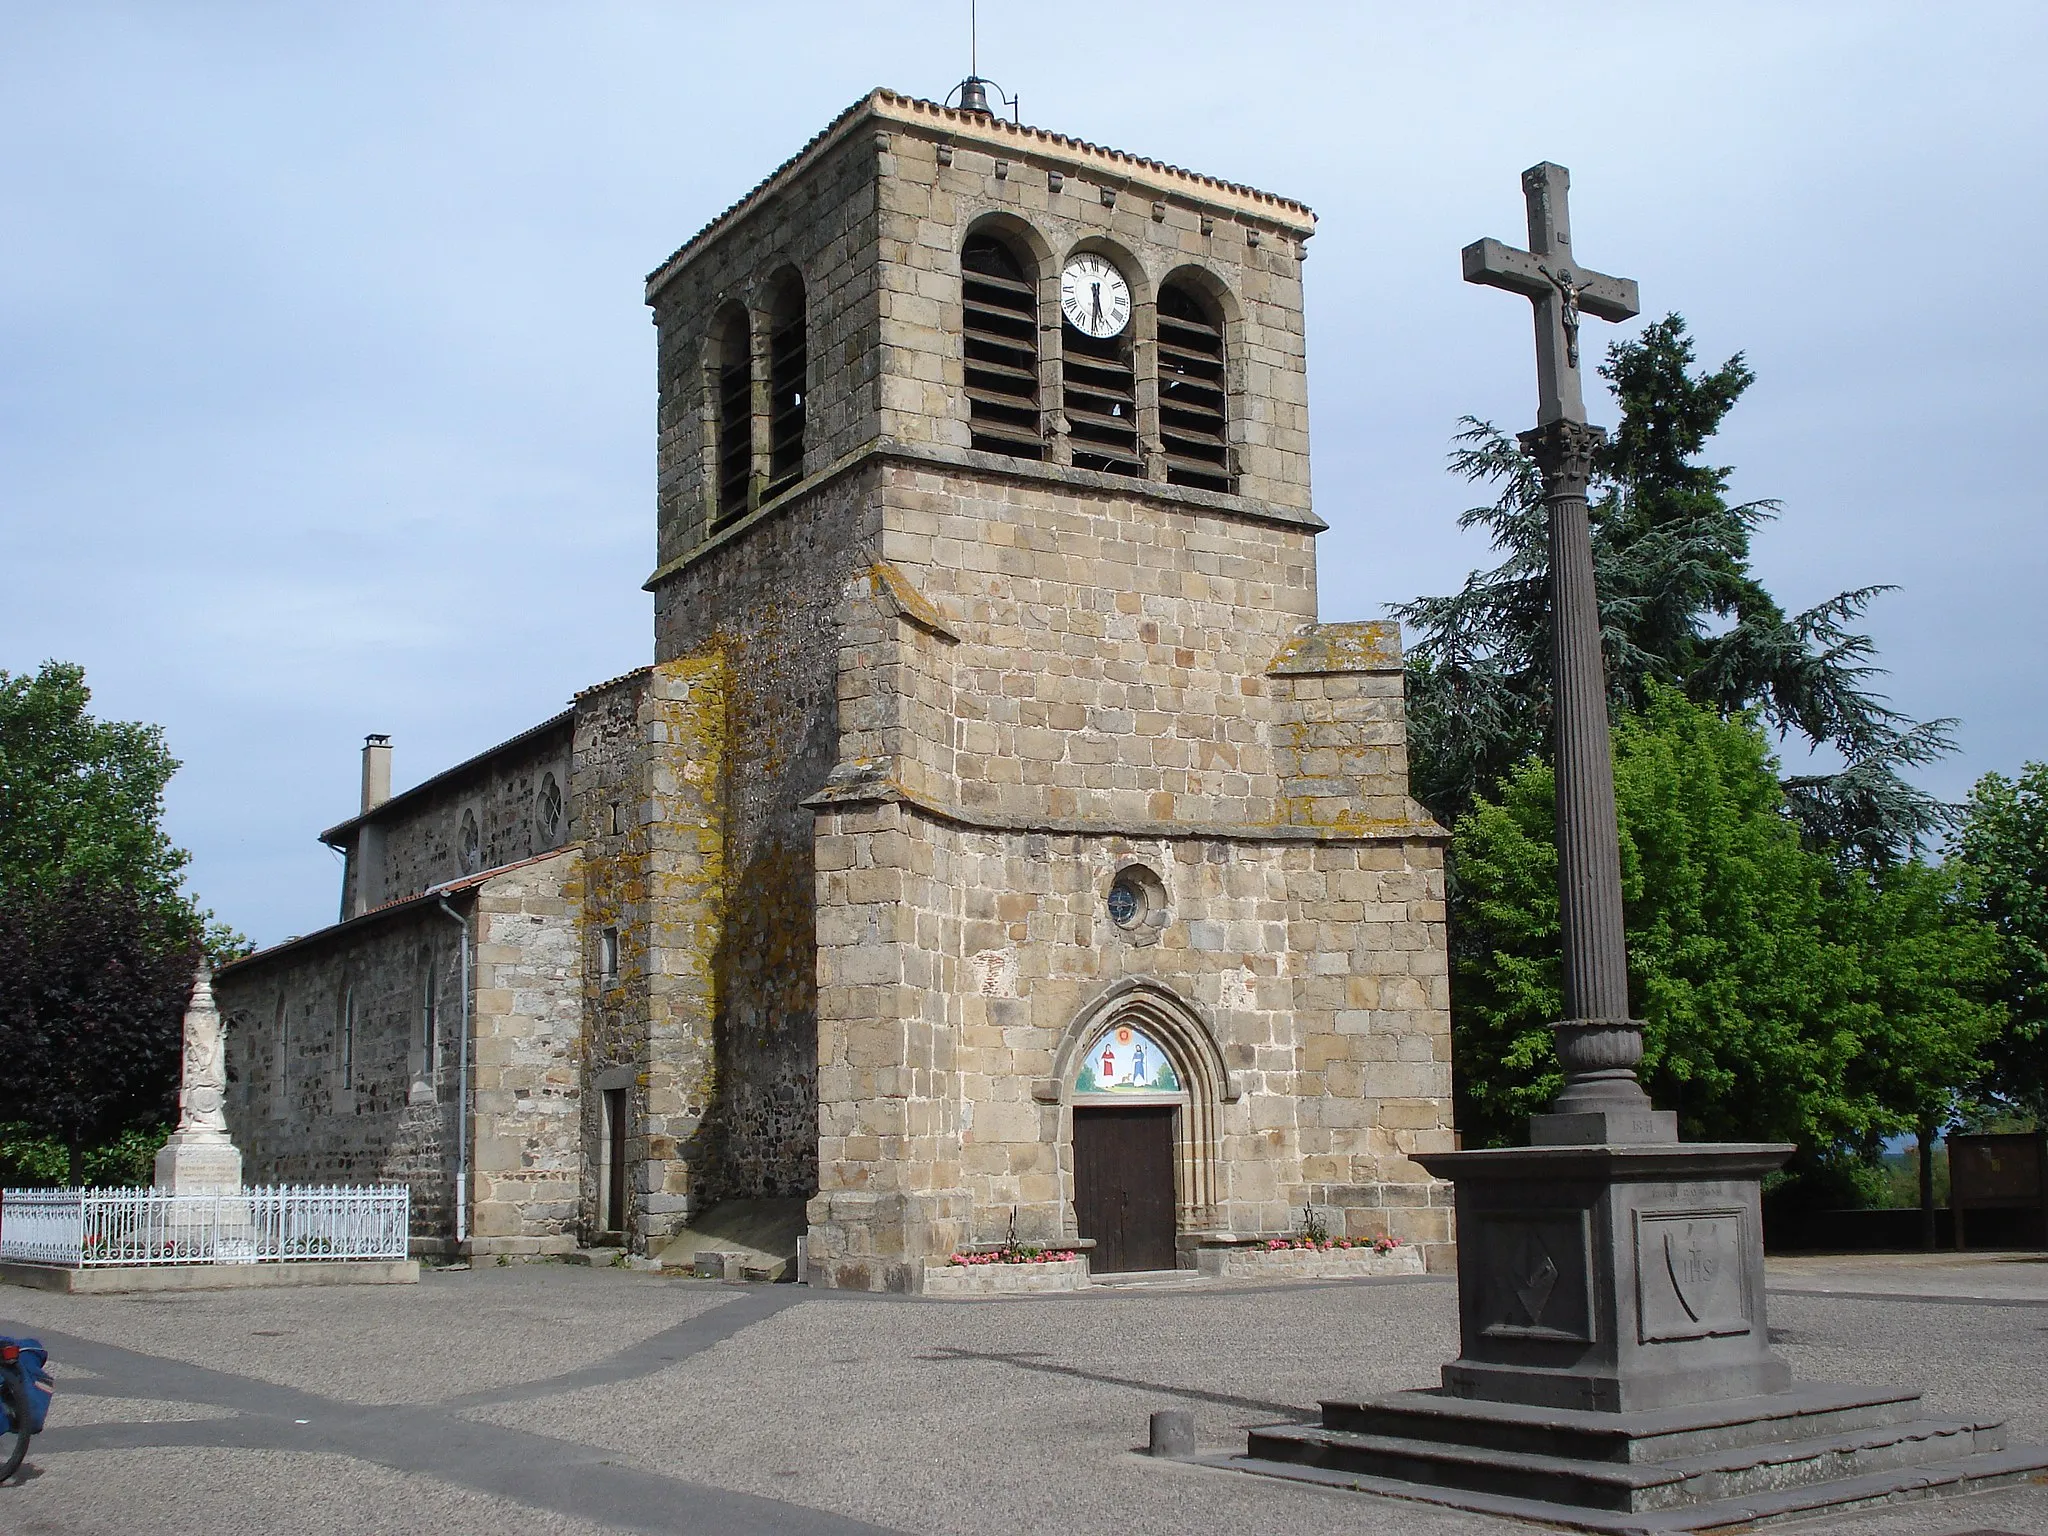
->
213, 86, 1456, 1291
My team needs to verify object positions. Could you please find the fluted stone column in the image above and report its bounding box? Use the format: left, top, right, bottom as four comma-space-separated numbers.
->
1519, 421, 1674, 1146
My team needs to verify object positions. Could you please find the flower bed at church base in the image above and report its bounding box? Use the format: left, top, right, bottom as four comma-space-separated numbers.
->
1195, 1236, 1423, 1283
921, 1251, 1089, 1297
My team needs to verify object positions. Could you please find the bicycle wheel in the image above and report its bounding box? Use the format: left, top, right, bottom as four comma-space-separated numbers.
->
0, 1377, 28, 1482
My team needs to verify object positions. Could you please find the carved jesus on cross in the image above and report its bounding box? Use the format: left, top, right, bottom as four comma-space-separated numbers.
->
1462, 162, 1640, 427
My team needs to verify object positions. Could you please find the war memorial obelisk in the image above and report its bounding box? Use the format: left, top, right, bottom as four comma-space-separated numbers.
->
1227, 163, 2048, 1530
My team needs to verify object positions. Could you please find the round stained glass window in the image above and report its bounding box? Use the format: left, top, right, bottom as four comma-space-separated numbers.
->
1107, 879, 1140, 927
1106, 865, 1166, 940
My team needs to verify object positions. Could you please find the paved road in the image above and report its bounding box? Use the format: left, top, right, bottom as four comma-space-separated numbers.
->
3, 1258, 2045, 1535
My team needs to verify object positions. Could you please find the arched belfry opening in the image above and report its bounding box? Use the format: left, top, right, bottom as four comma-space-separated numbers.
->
961, 228, 1044, 459
763, 271, 807, 499
1055, 980, 1235, 1272
710, 303, 753, 530
1157, 276, 1231, 491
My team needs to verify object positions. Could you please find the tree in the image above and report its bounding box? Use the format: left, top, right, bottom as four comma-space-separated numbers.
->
1450, 688, 2001, 1183
0, 661, 243, 1182
1953, 762, 2048, 1119
0, 878, 197, 1185
1396, 316, 1954, 866
0, 661, 190, 910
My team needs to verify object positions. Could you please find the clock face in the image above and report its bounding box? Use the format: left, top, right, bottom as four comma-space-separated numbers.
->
1061, 253, 1132, 339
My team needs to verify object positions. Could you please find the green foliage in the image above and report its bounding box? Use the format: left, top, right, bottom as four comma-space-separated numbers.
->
0, 660, 247, 962
1876, 1143, 1950, 1211
0, 1123, 169, 1188
1451, 689, 2002, 1168
1953, 762, 2048, 1117
0, 879, 198, 1181
1396, 316, 1954, 866
1, 661, 188, 910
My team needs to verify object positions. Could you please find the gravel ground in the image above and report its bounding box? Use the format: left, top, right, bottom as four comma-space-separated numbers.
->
1, 1258, 2043, 1535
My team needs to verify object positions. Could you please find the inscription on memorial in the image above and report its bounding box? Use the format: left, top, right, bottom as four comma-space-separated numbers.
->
1476, 1209, 1594, 1344
1635, 1208, 1749, 1343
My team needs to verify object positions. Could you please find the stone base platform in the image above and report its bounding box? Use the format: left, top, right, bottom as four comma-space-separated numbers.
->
921, 1257, 1091, 1296
1196, 1242, 1424, 1283
1, 1260, 419, 1295
1222, 1381, 2048, 1533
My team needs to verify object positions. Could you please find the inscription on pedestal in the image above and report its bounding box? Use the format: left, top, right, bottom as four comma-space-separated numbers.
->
1635, 1208, 1749, 1342
1474, 1209, 1594, 1344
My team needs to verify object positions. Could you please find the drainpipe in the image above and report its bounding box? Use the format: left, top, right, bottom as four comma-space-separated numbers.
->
435, 896, 472, 1253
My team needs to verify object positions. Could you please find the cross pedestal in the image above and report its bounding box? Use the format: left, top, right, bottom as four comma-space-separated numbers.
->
1419, 1143, 1789, 1414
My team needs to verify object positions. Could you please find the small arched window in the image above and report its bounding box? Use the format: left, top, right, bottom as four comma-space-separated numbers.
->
712, 305, 753, 529
961, 232, 1043, 459
536, 771, 563, 848
1157, 280, 1229, 492
765, 276, 807, 498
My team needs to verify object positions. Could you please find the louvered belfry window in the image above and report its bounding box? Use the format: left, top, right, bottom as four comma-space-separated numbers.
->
765, 278, 806, 499
1063, 317, 1140, 478
713, 307, 753, 529
961, 233, 1043, 458
1158, 282, 1230, 492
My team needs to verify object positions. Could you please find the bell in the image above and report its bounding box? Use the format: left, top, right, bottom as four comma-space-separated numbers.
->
957, 76, 991, 115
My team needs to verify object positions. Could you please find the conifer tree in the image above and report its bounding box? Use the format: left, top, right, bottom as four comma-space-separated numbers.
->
1396, 316, 1953, 866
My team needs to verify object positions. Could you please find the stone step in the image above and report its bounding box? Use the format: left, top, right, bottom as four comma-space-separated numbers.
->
1089, 1268, 1207, 1289
1246, 1413, 1992, 1513
1216, 1442, 2048, 1534
1323, 1383, 1927, 1464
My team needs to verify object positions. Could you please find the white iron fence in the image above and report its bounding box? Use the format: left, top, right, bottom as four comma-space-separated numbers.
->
0, 1185, 410, 1267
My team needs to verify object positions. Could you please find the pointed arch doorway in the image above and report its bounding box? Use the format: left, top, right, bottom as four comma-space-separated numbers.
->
1058, 981, 1237, 1274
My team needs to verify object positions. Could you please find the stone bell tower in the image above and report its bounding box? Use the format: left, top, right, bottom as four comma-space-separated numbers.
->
637, 88, 1455, 1291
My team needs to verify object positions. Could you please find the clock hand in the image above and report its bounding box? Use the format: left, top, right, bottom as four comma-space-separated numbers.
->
1092, 283, 1102, 328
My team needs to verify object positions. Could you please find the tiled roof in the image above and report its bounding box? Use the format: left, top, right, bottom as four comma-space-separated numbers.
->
214, 849, 575, 977
645, 88, 1313, 297
572, 664, 653, 702
317, 710, 574, 846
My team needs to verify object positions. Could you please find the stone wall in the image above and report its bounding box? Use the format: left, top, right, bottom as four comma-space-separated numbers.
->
469, 848, 585, 1255
218, 848, 589, 1257
653, 468, 883, 1204
646, 91, 1318, 577
336, 717, 573, 919
806, 805, 1454, 1288
219, 905, 466, 1243
571, 660, 728, 1252
871, 106, 1313, 510
648, 127, 881, 568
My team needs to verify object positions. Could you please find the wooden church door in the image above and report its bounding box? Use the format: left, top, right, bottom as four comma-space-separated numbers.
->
1073, 1106, 1177, 1272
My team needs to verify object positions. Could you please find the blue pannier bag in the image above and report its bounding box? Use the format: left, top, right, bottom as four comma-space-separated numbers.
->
1, 1337, 53, 1435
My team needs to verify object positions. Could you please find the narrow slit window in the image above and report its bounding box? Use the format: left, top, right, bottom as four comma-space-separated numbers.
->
340, 985, 356, 1091
600, 926, 620, 982
1158, 282, 1230, 492
1063, 321, 1140, 477
961, 233, 1043, 459
765, 278, 806, 498
713, 307, 753, 529
421, 962, 440, 1079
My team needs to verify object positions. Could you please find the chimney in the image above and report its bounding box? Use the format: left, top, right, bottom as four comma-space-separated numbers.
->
360, 734, 393, 815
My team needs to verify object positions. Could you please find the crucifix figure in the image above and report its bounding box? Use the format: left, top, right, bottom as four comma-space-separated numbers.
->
1463, 162, 1640, 428
1464, 163, 1668, 1145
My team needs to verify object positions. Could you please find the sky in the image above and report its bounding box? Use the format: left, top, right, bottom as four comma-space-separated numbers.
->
5, 2, 2044, 948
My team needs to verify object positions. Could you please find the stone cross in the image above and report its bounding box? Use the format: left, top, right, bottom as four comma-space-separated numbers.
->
1462, 162, 1640, 427
1465, 163, 1669, 1145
